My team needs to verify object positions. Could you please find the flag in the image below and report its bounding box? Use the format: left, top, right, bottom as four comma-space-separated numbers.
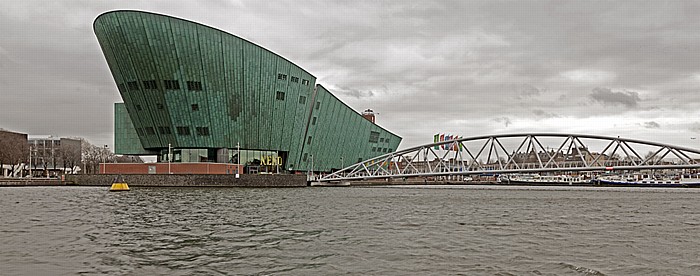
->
458, 136, 464, 151
433, 134, 439, 150
440, 134, 445, 149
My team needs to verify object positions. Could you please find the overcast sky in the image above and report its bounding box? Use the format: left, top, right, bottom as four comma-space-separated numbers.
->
2, 0, 700, 152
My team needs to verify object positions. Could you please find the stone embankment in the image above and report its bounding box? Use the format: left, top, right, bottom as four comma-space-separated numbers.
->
1, 174, 307, 188
67, 174, 306, 187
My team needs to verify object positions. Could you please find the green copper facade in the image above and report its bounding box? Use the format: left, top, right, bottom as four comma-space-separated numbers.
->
95, 10, 401, 172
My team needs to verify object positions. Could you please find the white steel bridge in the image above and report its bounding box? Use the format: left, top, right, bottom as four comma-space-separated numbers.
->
316, 133, 700, 183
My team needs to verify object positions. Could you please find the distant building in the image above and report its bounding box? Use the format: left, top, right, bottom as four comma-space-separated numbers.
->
0, 129, 28, 177
28, 136, 81, 176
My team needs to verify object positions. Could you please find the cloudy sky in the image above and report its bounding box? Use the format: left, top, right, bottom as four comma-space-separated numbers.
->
2, 0, 700, 151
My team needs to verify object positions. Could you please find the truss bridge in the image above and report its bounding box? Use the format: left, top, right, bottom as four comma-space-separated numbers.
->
317, 133, 700, 183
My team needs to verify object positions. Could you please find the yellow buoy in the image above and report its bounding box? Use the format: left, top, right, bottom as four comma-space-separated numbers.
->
110, 175, 130, 191
110, 182, 130, 191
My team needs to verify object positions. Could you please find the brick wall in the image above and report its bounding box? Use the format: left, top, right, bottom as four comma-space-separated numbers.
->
66, 174, 306, 187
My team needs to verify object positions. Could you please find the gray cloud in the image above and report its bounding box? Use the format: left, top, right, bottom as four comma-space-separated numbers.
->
532, 109, 560, 119
3, 1, 700, 150
493, 117, 512, 127
643, 121, 661, 129
589, 87, 641, 108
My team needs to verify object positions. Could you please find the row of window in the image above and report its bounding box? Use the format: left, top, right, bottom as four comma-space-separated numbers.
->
277, 73, 311, 86
372, 147, 391, 153
368, 131, 390, 143
121, 80, 203, 91
275, 91, 308, 104
136, 126, 210, 136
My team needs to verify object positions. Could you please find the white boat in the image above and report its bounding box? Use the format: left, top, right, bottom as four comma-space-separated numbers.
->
497, 174, 590, 185
595, 174, 700, 187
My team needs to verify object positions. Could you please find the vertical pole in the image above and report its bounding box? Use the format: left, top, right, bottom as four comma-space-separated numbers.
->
168, 143, 172, 174
237, 142, 240, 176
28, 144, 32, 178
103, 145, 107, 174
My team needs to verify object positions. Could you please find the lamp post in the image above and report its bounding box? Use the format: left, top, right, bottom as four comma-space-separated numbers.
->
310, 154, 314, 180
102, 145, 108, 174
28, 144, 32, 178
168, 143, 172, 174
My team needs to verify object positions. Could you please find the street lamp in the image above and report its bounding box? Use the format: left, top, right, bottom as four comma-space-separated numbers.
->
168, 143, 172, 174
102, 145, 108, 174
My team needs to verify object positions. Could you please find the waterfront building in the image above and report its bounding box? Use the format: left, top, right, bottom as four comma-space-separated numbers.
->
94, 10, 401, 173
0, 129, 28, 177
27, 136, 82, 176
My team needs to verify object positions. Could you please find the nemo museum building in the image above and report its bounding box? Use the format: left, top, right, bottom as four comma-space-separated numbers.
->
94, 10, 401, 174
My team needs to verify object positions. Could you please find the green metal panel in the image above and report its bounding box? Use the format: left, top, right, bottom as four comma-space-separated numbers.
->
114, 103, 157, 155
95, 10, 401, 171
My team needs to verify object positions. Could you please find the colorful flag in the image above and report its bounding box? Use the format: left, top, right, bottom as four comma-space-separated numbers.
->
440, 134, 445, 150
433, 134, 439, 150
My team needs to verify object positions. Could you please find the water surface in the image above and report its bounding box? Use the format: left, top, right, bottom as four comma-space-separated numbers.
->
2, 185, 700, 275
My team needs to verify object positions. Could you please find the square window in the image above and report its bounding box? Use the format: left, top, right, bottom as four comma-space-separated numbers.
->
191, 104, 199, 111
299, 95, 306, 104
276, 91, 285, 100
164, 80, 180, 90
158, 126, 171, 135
291, 76, 299, 83
196, 127, 210, 136
301, 79, 309, 85
187, 81, 203, 91
176, 126, 190, 135
145, 127, 156, 135
380, 138, 384, 142
135, 104, 142, 111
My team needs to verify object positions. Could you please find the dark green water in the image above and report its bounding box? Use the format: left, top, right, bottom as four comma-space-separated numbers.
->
2, 185, 700, 275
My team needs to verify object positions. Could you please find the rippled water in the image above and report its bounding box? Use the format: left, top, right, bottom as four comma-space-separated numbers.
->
2, 185, 700, 275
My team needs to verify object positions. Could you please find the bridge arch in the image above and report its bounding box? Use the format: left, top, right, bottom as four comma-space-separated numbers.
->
317, 133, 700, 183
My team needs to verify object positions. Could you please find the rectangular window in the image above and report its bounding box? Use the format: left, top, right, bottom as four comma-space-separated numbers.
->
156, 103, 164, 109
164, 80, 180, 90
127, 81, 139, 90
187, 81, 203, 91
369, 131, 380, 143
303, 153, 308, 162
291, 76, 299, 83
143, 80, 158, 90
145, 127, 156, 135
307, 136, 312, 145
315, 101, 320, 110
301, 79, 309, 85
277, 73, 287, 80
383, 148, 388, 153
176, 126, 190, 136
299, 95, 306, 104
276, 91, 285, 100
191, 104, 199, 111
196, 127, 210, 136
372, 147, 376, 152
158, 126, 171, 135
135, 104, 142, 111
311, 117, 316, 125
379, 138, 384, 143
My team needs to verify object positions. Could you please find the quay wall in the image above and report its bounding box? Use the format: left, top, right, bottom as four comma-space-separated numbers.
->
62, 174, 307, 187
